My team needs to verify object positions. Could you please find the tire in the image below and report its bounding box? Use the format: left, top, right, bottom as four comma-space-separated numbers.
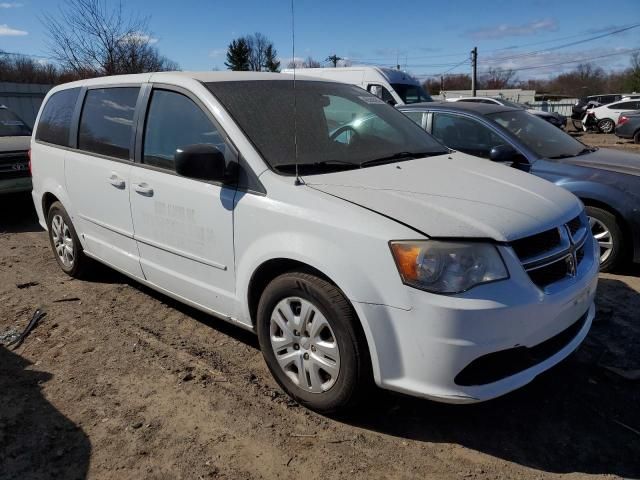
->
46, 201, 89, 277
256, 271, 370, 413
597, 118, 615, 134
571, 119, 582, 131
585, 205, 624, 272
634, 130, 640, 144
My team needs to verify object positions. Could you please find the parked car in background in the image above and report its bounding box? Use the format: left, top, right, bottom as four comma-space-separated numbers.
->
31, 72, 597, 412
281, 66, 432, 106
400, 101, 640, 271
448, 97, 567, 128
586, 98, 640, 133
0, 105, 32, 195
615, 110, 640, 143
571, 94, 639, 130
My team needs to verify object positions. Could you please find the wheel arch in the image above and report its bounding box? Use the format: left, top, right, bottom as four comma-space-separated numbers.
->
245, 256, 379, 382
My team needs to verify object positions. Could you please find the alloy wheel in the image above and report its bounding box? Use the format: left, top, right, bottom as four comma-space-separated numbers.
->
589, 216, 613, 264
51, 214, 75, 268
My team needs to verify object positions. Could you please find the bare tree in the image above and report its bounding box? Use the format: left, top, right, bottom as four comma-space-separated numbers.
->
287, 56, 321, 69
246, 32, 269, 72
481, 68, 516, 89
41, 0, 177, 77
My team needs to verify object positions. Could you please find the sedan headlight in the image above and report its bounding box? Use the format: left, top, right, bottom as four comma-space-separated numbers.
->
389, 240, 508, 294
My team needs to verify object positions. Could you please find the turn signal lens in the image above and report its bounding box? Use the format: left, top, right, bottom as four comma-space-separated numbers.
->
618, 116, 628, 126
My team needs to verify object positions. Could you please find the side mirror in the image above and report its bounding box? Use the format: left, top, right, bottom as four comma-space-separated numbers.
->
489, 144, 518, 163
175, 144, 229, 182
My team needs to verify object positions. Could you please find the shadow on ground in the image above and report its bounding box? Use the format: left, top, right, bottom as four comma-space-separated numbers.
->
0, 347, 91, 479
0, 193, 41, 234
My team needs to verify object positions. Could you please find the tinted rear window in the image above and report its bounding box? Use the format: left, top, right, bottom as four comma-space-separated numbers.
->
78, 87, 139, 160
36, 88, 81, 146
0, 108, 31, 137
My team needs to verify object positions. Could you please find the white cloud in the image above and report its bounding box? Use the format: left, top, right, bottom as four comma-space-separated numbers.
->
0, 2, 24, 8
119, 32, 158, 45
0, 24, 27, 36
208, 48, 226, 58
468, 18, 557, 40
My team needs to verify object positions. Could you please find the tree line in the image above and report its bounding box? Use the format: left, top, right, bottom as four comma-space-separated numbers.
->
424, 54, 640, 98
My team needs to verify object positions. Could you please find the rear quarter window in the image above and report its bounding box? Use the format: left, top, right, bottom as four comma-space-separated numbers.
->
35, 88, 81, 146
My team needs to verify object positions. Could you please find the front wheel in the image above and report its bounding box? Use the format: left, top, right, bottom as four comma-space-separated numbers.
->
634, 130, 640, 144
256, 272, 370, 413
586, 205, 624, 272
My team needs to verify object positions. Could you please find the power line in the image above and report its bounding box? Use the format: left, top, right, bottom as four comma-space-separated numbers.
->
478, 47, 640, 74
481, 23, 640, 64
0, 50, 53, 60
351, 23, 640, 64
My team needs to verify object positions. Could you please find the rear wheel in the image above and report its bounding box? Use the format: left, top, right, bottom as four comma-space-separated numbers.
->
585, 205, 624, 272
256, 271, 370, 413
634, 130, 640, 144
597, 118, 615, 134
46, 201, 89, 277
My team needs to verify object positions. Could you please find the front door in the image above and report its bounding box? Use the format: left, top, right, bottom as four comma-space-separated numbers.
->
129, 87, 237, 316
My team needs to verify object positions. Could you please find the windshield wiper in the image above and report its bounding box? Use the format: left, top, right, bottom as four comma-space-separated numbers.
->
548, 147, 597, 159
359, 151, 445, 168
274, 160, 359, 174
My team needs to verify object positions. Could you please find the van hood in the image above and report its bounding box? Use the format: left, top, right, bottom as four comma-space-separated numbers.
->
306, 152, 582, 242
555, 147, 640, 177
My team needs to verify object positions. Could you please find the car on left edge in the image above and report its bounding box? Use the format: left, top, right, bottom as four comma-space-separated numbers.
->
0, 105, 32, 195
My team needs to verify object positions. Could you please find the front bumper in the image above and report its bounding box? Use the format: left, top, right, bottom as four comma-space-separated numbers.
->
0, 177, 31, 195
356, 236, 599, 404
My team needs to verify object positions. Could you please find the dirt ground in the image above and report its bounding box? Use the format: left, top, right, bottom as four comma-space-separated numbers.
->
1, 135, 640, 479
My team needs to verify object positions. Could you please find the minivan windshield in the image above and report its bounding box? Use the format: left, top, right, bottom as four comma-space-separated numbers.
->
206, 80, 447, 175
0, 108, 31, 137
391, 83, 433, 104
488, 110, 588, 159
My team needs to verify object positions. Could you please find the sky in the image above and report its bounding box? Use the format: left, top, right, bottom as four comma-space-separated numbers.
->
1, 0, 639, 81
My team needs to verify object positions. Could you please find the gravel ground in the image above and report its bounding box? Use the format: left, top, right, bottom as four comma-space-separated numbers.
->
1, 138, 639, 479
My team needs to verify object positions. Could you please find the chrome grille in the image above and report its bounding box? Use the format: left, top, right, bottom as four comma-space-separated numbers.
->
512, 214, 589, 290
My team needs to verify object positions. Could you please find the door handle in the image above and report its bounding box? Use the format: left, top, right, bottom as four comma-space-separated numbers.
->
108, 173, 125, 189
134, 183, 154, 197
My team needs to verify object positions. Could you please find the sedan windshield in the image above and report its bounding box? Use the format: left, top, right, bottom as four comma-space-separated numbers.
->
0, 108, 31, 137
488, 110, 586, 159
206, 80, 447, 175
390, 83, 433, 104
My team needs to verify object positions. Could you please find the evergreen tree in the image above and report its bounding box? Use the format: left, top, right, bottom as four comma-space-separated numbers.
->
224, 38, 250, 71
264, 44, 280, 72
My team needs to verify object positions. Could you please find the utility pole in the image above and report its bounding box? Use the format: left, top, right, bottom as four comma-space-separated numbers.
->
440, 75, 444, 94
326, 54, 342, 67
471, 46, 478, 96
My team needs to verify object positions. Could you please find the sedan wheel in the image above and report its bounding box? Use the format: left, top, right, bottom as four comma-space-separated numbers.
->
597, 118, 615, 134
589, 216, 613, 265
585, 205, 624, 272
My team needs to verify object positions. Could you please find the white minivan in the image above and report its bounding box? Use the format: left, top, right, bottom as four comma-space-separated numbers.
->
31, 72, 598, 412
281, 66, 432, 106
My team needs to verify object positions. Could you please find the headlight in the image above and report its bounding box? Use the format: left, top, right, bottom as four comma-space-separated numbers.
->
389, 240, 508, 294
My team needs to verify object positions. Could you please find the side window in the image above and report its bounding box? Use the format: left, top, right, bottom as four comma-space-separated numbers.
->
36, 88, 81, 146
431, 113, 505, 158
367, 84, 396, 105
403, 111, 425, 128
78, 87, 139, 160
143, 89, 226, 170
